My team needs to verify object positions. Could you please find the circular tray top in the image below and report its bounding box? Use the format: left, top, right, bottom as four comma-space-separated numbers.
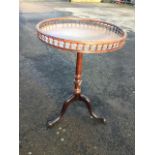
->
36, 17, 127, 53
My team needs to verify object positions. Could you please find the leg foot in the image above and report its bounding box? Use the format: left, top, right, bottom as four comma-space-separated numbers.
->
47, 94, 76, 128
79, 94, 106, 124
47, 116, 61, 128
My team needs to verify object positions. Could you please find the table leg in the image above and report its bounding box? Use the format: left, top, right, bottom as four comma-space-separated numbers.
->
79, 94, 106, 123
47, 94, 76, 127
47, 52, 106, 128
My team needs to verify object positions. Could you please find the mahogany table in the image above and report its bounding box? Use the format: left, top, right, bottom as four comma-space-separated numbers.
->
36, 17, 127, 128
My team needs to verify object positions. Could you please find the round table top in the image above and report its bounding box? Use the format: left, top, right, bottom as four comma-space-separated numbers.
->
36, 17, 127, 54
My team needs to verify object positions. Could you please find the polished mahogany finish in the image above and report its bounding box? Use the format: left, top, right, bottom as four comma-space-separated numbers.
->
36, 17, 127, 127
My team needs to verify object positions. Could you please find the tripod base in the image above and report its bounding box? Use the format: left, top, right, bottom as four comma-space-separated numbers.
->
47, 93, 106, 128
